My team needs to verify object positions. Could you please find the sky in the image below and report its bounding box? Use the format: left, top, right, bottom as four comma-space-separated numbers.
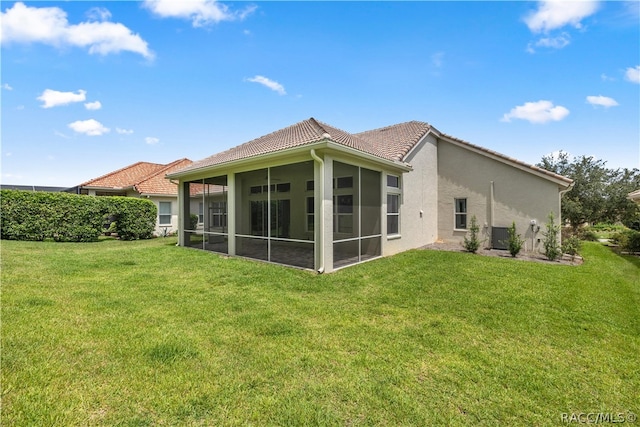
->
1, 0, 639, 187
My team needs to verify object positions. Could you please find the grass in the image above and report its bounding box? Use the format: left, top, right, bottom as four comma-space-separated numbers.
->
1, 238, 639, 426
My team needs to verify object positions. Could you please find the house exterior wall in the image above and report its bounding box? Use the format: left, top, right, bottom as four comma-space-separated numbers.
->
437, 140, 562, 252
384, 133, 439, 256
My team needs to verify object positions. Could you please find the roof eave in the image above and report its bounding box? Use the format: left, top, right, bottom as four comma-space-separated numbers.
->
80, 185, 136, 192
166, 139, 411, 181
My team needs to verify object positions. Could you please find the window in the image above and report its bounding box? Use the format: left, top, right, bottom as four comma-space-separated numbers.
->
387, 174, 400, 188
210, 202, 227, 228
387, 194, 400, 235
306, 197, 314, 232
387, 174, 401, 235
250, 200, 290, 238
335, 176, 353, 189
334, 194, 353, 233
198, 202, 204, 223
306, 180, 314, 191
159, 201, 172, 225
455, 198, 467, 230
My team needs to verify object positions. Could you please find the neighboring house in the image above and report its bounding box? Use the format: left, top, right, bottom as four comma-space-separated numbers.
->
628, 189, 640, 204
79, 159, 192, 235
166, 118, 573, 272
1, 184, 77, 193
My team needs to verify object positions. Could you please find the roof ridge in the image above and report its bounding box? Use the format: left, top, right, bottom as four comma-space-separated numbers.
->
308, 117, 327, 135
80, 161, 163, 186
356, 120, 430, 134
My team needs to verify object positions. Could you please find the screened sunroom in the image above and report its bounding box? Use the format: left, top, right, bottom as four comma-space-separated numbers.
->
167, 118, 416, 272
177, 157, 395, 271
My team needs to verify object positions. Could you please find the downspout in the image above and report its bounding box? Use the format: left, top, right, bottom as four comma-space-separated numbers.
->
490, 181, 494, 249
310, 149, 325, 274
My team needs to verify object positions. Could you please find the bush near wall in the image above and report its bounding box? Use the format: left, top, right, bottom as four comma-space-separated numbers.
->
0, 190, 157, 242
107, 197, 157, 240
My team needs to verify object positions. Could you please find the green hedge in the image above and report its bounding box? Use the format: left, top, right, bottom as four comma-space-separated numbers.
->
107, 197, 157, 240
612, 230, 640, 253
1, 190, 157, 242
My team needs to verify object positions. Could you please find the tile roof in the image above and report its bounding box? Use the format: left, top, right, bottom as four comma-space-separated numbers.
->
176, 118, 394, 174
355, 120, 431, 161
81, 159, 192, 195
134, 159, 193, 195
172, 117, 572, 186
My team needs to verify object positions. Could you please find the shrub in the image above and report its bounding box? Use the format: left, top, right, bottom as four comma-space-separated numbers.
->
612, 230, 640, 253
543, 211, 562, 261
189, 214, 199, 230
504, 221, 525, 257
561, 236, 582, 258
106, 197, 157, 240
463, 215, 482, 253
1, 190, 157, 242
1, 190, 105, 242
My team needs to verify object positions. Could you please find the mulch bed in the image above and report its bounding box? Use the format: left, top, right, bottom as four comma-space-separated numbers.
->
421, 242, 584, 266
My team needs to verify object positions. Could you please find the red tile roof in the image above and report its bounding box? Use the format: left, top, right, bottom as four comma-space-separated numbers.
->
172, 117, 572, 185
81, 159, 192, 195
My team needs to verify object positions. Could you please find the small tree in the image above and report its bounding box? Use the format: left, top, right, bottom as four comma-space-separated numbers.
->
463, 215, 481, 253
542, 211, 562, 261
505, 221, 525, 257
561, 235, 582, 260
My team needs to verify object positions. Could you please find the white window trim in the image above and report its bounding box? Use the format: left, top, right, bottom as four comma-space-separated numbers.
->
159, 201, 172, 226
454, 197, 468, 231
386, 174, 401, 237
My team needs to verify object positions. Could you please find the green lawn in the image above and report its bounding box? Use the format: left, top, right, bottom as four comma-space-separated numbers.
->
2, 238, 638, 426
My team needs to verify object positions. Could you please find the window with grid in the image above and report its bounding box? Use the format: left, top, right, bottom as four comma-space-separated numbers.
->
159, 201, 172, 225
387, 175, 401, 235
454, 198, 467, 230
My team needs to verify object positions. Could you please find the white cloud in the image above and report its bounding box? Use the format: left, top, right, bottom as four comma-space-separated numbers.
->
601, 73, 615, 82
143, 0, 256, 27
586, 95, 619, 108
1, 2, 154, 59
68, 119, 110, 136
625, 65, 640, 84
2, 83, 13, 90
38, 89, 86, 108
501, 100, 570, 124
524, 0, 599, 33
86, 7, 112, 22
537, 32, 571, 49
527, 32, 571, 53
116, 128, 134, 135
246, 75, 286, 95
84, 101, 102, 110
145, 136, 159, 145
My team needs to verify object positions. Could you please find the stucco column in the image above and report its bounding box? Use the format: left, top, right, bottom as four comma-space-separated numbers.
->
323, 156, 334, 273
227, 172, 236, 256
178, 181, 189, 246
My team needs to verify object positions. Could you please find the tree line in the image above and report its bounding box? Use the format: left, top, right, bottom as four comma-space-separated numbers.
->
538, 151, 640, 230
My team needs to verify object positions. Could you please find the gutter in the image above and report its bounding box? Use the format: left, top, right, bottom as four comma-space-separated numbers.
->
310, 149, 325, 274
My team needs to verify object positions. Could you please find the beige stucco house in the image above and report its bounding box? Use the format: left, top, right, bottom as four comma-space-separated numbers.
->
628, 189, 640, 204
166, 118, 573, 272
79, 158, 192, 235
